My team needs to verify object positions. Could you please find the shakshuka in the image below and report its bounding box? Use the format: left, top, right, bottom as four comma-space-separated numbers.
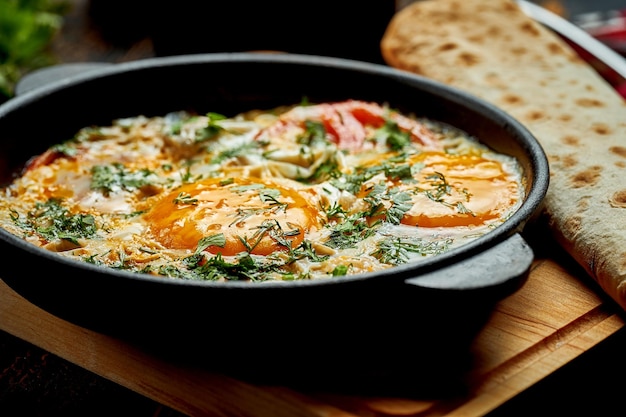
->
0, 100, 525, 281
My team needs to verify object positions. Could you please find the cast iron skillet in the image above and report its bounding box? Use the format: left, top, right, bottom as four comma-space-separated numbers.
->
0, 53, 549, 392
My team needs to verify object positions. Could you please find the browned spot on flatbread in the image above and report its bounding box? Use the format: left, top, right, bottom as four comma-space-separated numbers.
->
438, 42, 458, 52
502, 1, 518, 12
547, 42, 565, 55
571, 166, 602, 187
593, 124, 611, 135
562, 155, 578, 168
548, 154, 561, 165
467, 35, 485, 43
610, 146, 626, 158
520, 22, 540, 37
561, 136, 579, 146
576, 98, 605, 108
502, 94, 523, 105
457, 52, 480, 66
487, 26, 502, 37
610, 190, 626, 208
524, 109, 545, 122
616, 161, 626, 168
559, 114, 573, 122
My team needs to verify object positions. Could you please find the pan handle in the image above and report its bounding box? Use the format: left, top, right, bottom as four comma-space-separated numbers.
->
404, 232, 533, 291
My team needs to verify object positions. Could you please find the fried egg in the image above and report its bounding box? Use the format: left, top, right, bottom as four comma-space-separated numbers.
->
145, 177, 321, 256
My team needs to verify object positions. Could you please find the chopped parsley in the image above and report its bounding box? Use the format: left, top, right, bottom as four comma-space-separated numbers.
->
91, 163, 156, 195
325, 212, 377, 249
195, 112, 227, 142
298, 120, 328, 146
363, 183, 413, 225
210, 142, 260, 164
173, 192, 198, 205
372, 237, 453, 265
11, 198, 97, 245
419, 171, 475, 215
50, 141, 78, 157
372, 119, 411, 150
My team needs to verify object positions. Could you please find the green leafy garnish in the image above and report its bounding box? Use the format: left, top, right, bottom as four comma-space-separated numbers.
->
363, 183, 413, 225
419, 171, 475, 215
173, 192, 198, 205
210, 142, 260, 164
325, 212, 377, 249
196, 234, 227, 252
372, 120, 411, 150
372, 237, 453, 265
195, 112, 227, 142
298, 120, 328, 146
11, 198, 97, 245
332, 264, 350, 276
91, 163, 156, 195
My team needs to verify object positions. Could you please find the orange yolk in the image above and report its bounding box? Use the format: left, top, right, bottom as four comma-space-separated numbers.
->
403, 152, 520, 227
363, 152, 520, 228
144, 177, 320, 256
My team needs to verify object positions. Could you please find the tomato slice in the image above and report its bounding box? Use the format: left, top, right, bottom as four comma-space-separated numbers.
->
256, 100, 442, 151
24, 149, 64, 171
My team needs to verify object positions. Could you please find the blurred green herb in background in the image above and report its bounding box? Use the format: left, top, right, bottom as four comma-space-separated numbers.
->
0, 0, 69, 102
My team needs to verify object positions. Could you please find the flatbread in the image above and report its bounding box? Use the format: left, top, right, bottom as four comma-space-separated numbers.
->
381, 0, 626, 309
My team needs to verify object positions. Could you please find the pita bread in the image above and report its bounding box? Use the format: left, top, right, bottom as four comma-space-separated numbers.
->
381, 0, 626, 309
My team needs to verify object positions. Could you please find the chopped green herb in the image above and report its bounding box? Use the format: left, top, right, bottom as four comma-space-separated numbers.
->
173, 192, 198, 205
91, 163, 156, 195
196, 234, 227, 253
11, 198, 97, 245
298, 120, 328, 146
210, 142, 259, 164
195, 112, 227, 142
372, 120, 411, 150
332, 264, 350, 276
372, 237, 453, 265
326, 213, 377, 249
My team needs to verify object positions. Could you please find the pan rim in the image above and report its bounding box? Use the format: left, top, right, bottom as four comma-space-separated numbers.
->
0, 52, 550, 290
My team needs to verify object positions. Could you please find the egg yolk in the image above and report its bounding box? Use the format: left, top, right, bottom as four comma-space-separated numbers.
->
361, 151, 520, 228
402, 152, 520, 227
144, 177, 320, 256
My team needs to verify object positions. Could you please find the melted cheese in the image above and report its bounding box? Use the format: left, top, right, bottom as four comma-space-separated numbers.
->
0, 100, 525, 282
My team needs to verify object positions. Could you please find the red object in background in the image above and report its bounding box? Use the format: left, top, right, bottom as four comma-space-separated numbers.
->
569, 9, 626, 97
573, 9, 626, 55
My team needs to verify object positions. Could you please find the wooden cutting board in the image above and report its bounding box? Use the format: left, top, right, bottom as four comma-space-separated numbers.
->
0, 228, 624, 416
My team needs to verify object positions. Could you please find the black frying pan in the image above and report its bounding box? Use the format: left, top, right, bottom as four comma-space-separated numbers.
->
0, 53, 549, 393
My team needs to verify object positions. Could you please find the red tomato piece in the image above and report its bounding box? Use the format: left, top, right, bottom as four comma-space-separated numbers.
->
255, 100, 442, 151
23, 149, 64, 171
